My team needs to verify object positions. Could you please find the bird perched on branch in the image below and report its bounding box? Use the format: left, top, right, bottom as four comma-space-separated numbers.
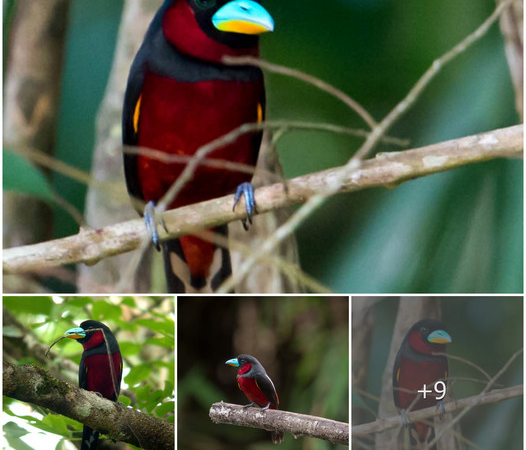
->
393, 319, 452, 449
226, 354, 284, 444
64, 320, 123, 450
122, 0, 274, 292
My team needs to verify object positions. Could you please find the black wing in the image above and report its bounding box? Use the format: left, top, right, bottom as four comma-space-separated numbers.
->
256, 372, 279, 408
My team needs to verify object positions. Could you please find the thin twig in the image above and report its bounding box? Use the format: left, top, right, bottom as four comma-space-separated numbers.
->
352, 384, 522, 436
3, 125, 521, 276
223, 56, 378, 129
428, 348, 523, 448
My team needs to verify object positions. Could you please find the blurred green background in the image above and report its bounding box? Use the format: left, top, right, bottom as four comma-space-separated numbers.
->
355, 297, 523, 449
178, 296, 349, 449
4, 0, 522, 293
2, 296, 175, 449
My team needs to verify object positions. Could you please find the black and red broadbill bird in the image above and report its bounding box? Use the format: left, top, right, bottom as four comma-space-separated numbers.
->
392, 319, 452, 449
65, 320, 123, 450
226, 354, 284, 444
122, 0, 274, 293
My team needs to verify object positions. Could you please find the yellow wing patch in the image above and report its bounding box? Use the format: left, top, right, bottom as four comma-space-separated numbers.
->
257, 102, 263, 123
133, 95, 142, 133
396, 368, 400, 382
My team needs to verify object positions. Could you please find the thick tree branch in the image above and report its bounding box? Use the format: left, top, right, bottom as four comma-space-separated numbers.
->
3, 361, 174, 450
209, 402, 349, 445
3, 124, 522, 275
352, 384, 522, 437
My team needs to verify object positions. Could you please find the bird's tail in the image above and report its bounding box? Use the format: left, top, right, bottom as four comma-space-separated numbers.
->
409, 422, 436, 450
162, 225, 232, 293
271, 430, 284, 444
81, 425, 99, 450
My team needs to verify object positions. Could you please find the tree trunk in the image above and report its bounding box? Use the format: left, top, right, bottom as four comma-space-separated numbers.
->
77, 0, 162, 293
3, 0, 71, 291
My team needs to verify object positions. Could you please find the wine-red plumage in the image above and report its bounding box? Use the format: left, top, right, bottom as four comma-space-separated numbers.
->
226, 354, 283, 444
235, 362, 279, 408
136, 73, 262, 208
393, 319, 451, 446
67, 320, 122, 450
123, 0, 272, 292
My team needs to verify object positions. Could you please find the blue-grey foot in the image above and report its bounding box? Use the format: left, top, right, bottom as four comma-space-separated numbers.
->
233, 182, 257, 230
144, 200, 167, 251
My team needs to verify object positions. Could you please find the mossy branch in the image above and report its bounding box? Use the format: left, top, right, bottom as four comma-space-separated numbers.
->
3, 361, 174, 450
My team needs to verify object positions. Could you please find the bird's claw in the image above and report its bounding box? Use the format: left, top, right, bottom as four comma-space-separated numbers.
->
436, 401, 445, 419
144, 200, 167, 251
401, 409, 409, 428
233, 182, 257, 230
261, 402, 271, 411
243, 402, 256, 408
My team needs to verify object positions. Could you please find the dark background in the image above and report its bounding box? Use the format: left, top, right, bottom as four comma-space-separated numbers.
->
178, 296, 349, 449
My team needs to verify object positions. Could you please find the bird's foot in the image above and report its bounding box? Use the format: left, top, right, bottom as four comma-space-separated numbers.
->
401, 409, 409, 427
233, 182, 257, 230
243, 402, 256, 408
260, 402, 271, 411
144, 200, 167, 251
436, 401, 445, 419
94, 392, 103, 398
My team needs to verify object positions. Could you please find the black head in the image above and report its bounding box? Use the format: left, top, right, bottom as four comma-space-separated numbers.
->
161, 0, 273, 61
406, 319, 452, 353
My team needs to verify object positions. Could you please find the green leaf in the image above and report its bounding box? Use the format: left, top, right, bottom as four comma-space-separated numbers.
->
135, 385, 152, 405
40, 414, 71, 437
118, 342, 142, 356
91, 301, 122, 321
118, 395, 131, 407
121, 297, 137, 307
3, 297, 54, 315
125, 364, 152, 386
163, 380, 174, 398
3, 149, 54, 201
154, 401, 175, 419
3, 325, 24, 338
135, 318, 174, 337
144, 336, 174, 349
3, 421, 30, 438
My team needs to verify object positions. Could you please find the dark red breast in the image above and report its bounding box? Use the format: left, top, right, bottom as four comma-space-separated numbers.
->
395, 357, 447, 411
237, 375, 277, 409
82, 351, 122, 401
136, 71, 263, 208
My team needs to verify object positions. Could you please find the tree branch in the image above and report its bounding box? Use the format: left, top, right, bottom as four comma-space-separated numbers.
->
209, 402, 349, 445
3, 361, 174, 450
352, 384, 522, 437
3, 124, 522, 275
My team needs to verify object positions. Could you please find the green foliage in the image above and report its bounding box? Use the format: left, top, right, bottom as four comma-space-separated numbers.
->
3, 296, 175, 448
3, 150, 54, 201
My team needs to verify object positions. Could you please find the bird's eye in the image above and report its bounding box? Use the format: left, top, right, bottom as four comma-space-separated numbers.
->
195, 0, 216, 9
420, 327, 428, 333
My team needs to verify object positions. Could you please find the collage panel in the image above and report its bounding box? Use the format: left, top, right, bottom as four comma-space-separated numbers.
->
3, 0, 521, 295
177, 296, 349, 449
351, 296, 523, 450
2, 296, 175, 449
